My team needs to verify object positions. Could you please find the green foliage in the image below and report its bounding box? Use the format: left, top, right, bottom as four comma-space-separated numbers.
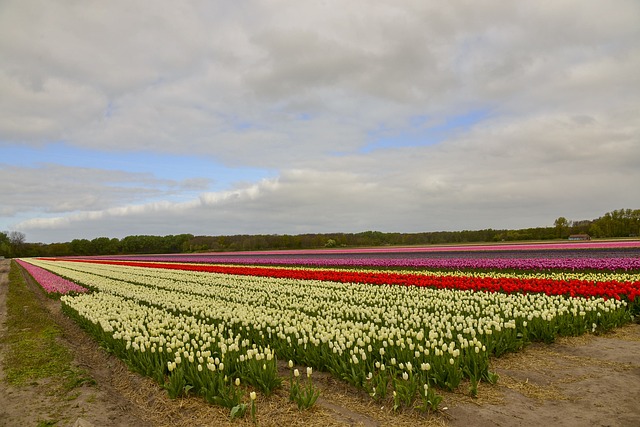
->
392, 374, 418, 410
230, 403, 248, 420
590, 208, 640, 238
165, 367, 187, 399
554, 217, 570, 238
0, 231, 26, 257
0, 231, 10, 257
237, 357, 282, 395
288, 367, 320, 411
10, 207, 640, 257
366, 369, 390, 400
418, 384, 443, 412
2, 262, 94, 395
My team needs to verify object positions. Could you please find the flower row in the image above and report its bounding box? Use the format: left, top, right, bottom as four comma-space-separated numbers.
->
21, 255, 637, 413
135, 240, 640, 254
53, 259, 640, 302
92, 254, 640, 271
24, 259, 631, 404
15, 259, 87, 295
52, 257, 640, 291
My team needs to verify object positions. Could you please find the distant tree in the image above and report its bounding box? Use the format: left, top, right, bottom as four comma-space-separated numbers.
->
554, 217, 570, 238
589, 223, 604, 238
569, 219, 592, 235
8, 231, 25, 245
9, 207, 639, 257
591, 209, 640, 237
46, 242, 73, 257
90, 237, 120, 255
70, 238, 93, 255
0, 231, 10, 257
6, 231, 26, 257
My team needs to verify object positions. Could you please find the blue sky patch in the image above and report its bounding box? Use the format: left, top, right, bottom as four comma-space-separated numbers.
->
361, 109, 489, 153
4, 142, 273, 191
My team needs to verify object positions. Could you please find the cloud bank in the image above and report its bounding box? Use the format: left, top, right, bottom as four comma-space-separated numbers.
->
1, 1, 639, 242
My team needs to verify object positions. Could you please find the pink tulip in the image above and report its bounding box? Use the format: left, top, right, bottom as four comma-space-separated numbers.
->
16, 259, 87, 295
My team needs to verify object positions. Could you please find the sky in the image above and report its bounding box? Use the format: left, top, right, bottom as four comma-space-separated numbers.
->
1, 0, 639, 244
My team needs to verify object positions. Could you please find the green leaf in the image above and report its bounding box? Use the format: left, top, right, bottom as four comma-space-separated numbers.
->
230, 403, 247, 419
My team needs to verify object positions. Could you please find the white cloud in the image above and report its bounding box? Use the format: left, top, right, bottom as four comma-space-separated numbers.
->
1, 0, 639, 242
0, 163, 209, 216
15, 117, 640, 241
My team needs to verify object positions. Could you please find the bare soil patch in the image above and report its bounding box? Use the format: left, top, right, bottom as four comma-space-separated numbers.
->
1, 259, 639, 426
438, 322, 640, 427
0, 259, 150, 427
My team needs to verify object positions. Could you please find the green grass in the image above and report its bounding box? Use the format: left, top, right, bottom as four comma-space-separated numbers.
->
2, 262, 94, 392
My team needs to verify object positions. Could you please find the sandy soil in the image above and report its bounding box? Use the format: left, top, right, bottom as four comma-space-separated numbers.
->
446, 325, 640, 427
1, 258, 639, 426
0, 259, 151, 427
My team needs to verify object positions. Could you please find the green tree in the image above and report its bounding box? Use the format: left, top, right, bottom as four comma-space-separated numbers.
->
324, 239, 337, 248
7, 231, 26, 257
90, 237, 120, 255
70, 238, 93, 255
554, 217, 570, 238
0, 231, 10, 257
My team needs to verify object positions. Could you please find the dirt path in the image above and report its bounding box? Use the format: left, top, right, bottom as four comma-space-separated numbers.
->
446, 323, 640, 426
0, 259, 152, 427
1, 259, 639, 426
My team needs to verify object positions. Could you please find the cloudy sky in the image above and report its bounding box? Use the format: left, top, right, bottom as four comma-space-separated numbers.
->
1, 0, 639, 243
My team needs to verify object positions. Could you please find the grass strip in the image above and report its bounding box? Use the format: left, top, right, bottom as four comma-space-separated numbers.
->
2, 261, 90, 390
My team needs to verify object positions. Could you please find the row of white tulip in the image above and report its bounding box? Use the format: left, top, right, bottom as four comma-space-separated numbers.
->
29, 259, 627, 346
26, 258, 630, 400
68, 258, 640, 284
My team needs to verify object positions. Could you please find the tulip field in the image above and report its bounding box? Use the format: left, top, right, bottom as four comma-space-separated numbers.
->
15, 258, 88, 295
16, 241, 640, 414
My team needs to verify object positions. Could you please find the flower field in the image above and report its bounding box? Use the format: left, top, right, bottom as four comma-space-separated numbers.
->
91, 241, 640, 271
15, 259, 87, 295
17, 244, 640, 414
95, 255, 640, 271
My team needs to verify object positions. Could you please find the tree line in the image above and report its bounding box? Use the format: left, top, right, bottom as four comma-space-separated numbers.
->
2, 208, 638, 258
